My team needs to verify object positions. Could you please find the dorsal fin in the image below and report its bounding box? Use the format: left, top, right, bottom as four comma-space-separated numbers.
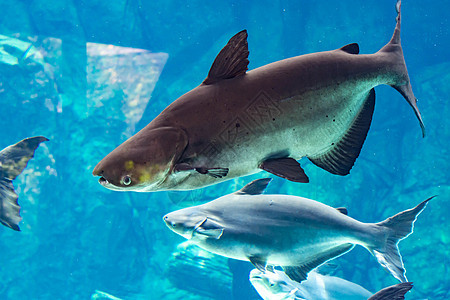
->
339, 43, 359, 54
308, 88, 375, 175
235, 178, 271, 195
203, 30, 249, 85
336, 207, 348, 215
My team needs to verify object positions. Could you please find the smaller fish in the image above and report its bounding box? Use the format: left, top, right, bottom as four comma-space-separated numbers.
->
90, 290, 122, 300
250, 269, 372, 300
163, 178, 432, 284
0, 136, 48, 231
250, 268, 412, 300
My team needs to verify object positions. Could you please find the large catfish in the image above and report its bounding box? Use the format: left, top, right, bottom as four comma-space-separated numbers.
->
93, 1, 424, 192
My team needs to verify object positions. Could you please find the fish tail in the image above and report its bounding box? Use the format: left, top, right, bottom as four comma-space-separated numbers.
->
377, 0, 425, 137
0, 136, 48, 231
368, 282, 413, 300
369, 196, 433, 282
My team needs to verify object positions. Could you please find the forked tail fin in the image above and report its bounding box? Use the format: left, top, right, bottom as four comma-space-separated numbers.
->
0, 136, 48, 231
378, 0, 425, 137
368, 282, 413, 300
371, 196, 433, 282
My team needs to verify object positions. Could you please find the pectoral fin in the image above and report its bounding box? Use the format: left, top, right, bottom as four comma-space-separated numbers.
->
283, 243, 354, 283
259, 157, 309, 183
174, 163, 229, 178
192, 218, 224, 240
194, 227, 224, 239
196, 167, 229, 178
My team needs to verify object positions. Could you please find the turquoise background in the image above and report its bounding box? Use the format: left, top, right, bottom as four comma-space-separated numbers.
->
0, 0, 448, 299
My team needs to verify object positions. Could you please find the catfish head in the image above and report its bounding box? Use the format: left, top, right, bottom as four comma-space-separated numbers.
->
92, 127, 188, 192
250, 269, 297, 300
163, 206, 208, 239
163, 205, 224, 240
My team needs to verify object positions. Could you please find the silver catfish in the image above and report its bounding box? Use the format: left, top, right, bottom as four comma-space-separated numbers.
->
250, 269, 372, 300
250, 268, 413, 300
163, 178, 431, 284
93, 0, 424, 192
0, 136, 48, 231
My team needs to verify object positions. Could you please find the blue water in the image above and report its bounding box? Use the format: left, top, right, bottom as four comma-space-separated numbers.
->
0, 0, 448, 299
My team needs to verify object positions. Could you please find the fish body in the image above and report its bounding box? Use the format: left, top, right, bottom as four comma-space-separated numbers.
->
250, 269, 413, 300
93, 1, 424, 192
250, 269, 372, 300
0, 136, 48, 231
163, 178, 431, 284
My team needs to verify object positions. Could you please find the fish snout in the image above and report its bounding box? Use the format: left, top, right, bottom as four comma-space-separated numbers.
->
92, 164, 103, 176
92, 167, 110, 186
163, 215, 178, 229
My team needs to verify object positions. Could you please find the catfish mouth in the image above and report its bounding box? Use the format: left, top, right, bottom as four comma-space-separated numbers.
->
97, 177, 124, 191
95, 173, 166, 192
98, 176, 109, 186
94, 174, 126, 191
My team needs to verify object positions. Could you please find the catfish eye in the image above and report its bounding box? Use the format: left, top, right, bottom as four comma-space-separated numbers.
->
121, 175, 132, 186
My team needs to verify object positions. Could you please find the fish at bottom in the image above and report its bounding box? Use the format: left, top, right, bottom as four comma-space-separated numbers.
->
250, 268, 412, 300
163, 178, 432, 284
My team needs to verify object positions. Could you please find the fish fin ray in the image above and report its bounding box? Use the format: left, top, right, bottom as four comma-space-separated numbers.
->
174, 164, 229, 178
0, 136, 48, 180
368, 282, 413, 300
193, 218, 224, 240
283, 243, 354, 283
203, 30, 249, 85
339, 43, 359, 54
372, 197, 433, 282
196, 167, 229, 178
378, 0, 425, 137
193, 228, 223, 239
0, 178, 21, 231
335, 207, 348, 215
248, 256, 267, 272
259, 158, 309, 183
235, 178, 271, 195
308, 88, 375, 175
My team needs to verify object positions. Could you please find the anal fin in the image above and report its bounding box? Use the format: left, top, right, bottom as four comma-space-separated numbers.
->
259, 157, 309, 183
283, 243, 354, 283
309, 88, 375, 175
